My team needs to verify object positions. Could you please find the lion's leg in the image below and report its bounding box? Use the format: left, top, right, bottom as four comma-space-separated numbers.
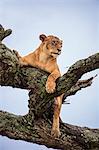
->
13, 50, 29, 66
19, 57, 29, 66
46, 69, 61, 93
51, 94, 63, 137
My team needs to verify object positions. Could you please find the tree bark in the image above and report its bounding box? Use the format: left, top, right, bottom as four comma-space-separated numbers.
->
0, 25, 99, 150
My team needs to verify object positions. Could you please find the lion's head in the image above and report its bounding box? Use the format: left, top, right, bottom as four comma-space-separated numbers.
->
39, 34, 62, 58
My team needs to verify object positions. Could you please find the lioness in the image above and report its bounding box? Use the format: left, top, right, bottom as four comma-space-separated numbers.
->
17, 34, 63, 137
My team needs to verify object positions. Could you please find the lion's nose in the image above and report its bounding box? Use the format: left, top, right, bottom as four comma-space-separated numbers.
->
57, 49, 61, 52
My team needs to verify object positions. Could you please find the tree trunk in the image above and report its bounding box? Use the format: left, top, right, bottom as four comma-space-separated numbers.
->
0, 25, 99, 150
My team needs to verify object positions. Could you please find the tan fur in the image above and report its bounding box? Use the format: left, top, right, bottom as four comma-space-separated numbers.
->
17, 34, 63, 137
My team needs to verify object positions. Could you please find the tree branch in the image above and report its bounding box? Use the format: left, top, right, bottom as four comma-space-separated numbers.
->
0, 25, 99, 149
0, 42, 99, 116
0, 24, 12, 41
0, 111, 99, 150
63, 75, 98, 103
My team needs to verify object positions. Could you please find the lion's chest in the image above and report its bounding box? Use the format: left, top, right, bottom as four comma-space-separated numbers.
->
39, 53, 47, 63
39, 53, 56, 73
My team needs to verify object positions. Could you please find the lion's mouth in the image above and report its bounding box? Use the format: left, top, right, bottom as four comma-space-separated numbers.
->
51, 52, 60, 55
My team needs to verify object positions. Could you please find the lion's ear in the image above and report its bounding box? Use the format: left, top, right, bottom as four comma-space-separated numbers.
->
39, 34, 46, 42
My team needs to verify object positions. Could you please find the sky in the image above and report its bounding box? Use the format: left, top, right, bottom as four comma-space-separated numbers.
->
0, 0, 99, 150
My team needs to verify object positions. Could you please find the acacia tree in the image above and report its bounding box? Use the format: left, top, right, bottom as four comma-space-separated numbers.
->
0, 25, 99, 150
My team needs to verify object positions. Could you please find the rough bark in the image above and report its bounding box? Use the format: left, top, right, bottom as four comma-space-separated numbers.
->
0, 25, 99, 150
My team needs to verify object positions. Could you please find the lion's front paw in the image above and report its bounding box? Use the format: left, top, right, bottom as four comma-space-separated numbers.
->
46, 80, 56, 93
51, 128, 61, 138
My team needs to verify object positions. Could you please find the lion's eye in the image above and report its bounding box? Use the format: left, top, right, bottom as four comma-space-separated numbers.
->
51, 41, 56, 46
